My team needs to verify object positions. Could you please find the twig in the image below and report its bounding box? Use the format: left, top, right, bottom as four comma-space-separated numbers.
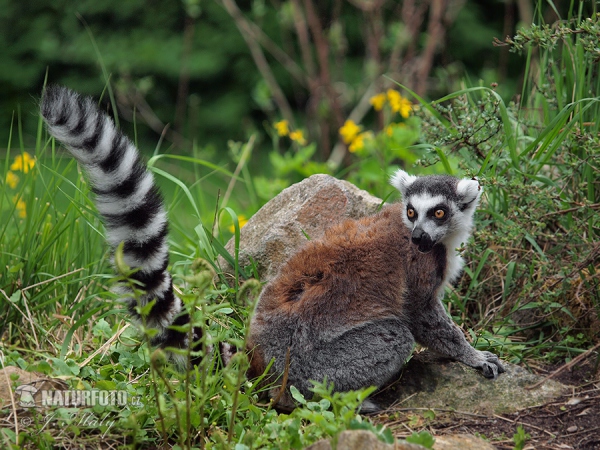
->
0, 352, 19, 442
415, 0, 446, 96
493, 413, 557, 437
21, 268, 84, 292
78, 323, 131, 368
525, 341, 600, 390
541, 202, 600, 217
269, 347, 291, 407
383, 406, 489, 419
220, 0, 295, 127
563, 425, 600, 438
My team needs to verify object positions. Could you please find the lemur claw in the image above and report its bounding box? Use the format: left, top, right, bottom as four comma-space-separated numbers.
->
479, 351, 505, 379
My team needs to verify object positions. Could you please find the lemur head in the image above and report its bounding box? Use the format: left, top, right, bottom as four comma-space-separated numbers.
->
390, 169, 482, 253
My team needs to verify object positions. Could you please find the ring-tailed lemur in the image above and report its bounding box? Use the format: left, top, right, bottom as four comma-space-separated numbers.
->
41, 85, 504, 412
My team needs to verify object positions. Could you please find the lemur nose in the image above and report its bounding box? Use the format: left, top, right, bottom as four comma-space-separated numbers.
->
411, 228, 424, 245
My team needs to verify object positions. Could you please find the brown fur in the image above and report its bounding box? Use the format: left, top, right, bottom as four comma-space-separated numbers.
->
247, 203, 449, 407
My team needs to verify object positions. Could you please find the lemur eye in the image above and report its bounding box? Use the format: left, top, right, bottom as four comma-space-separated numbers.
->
434, 209, 445, 219
407, 208, 415, 218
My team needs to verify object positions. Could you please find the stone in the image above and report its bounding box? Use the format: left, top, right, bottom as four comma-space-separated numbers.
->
433, 434, 497, 450
372, 351, 569, 415
304, 429, 426, 450
221, 174, 383, 282
0, 366, 68, 409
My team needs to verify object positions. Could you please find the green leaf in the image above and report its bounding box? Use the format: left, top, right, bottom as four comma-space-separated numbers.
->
406, 430, 435, 449
289, 385, 307, 405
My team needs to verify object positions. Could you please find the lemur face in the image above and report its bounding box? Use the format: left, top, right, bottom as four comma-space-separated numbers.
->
390, 170, 482, 253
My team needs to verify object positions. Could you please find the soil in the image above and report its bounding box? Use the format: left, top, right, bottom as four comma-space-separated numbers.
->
374, 360, 600, 450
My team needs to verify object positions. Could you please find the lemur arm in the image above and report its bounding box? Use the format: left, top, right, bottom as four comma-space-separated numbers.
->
409, 298, 505, 379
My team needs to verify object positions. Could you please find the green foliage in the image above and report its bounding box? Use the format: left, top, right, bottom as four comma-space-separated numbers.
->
2, 2, 600, 448
1, 115, 110, 345
1, 111, 397, 449
512, 425, 531, 450
411, 5, 600, 360
406, 430, 436, 449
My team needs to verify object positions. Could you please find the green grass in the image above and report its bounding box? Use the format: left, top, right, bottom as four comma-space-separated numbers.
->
0, 109, 392, 449
410, 3, 600, 364
1, 4, 599, 449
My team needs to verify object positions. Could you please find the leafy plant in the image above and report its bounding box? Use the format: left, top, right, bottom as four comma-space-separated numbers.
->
406, 430, 436, 449
512, 424, 531, 450
406, 4, 600, 360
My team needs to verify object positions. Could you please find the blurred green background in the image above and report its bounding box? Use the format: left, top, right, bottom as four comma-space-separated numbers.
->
1, 0, 540, 156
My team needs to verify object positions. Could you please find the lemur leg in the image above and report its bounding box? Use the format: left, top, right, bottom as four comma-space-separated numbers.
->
276, 318, 414, 411
409, 298, 505, 379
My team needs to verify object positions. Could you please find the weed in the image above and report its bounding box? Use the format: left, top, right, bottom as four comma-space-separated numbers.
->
512, 424, 531, 450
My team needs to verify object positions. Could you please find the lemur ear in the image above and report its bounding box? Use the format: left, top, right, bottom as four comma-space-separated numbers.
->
456, 178, 482, 207
390, 169, 417, 197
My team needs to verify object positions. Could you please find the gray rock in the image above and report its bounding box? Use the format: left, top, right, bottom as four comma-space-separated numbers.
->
373, 351, 568, 415
433, 434, 497, 450
221, 174, 383, 282
304, 430, 426, 450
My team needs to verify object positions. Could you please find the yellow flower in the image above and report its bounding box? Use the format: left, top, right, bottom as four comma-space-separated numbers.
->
387, 89, 412, 118
397, 98, 412, 118
6, 171, 19, 188
348, 131, 373, 153
339, 120, 361, 144
274, 120, 289, 137
228, 215, 248, 233
369, 93, 387, 111
289, 130, 307, 146
10, 152, 36, 174
14, 196, 27, 218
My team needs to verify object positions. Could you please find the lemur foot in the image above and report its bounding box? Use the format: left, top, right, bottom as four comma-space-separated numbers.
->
477, 351, 505, 379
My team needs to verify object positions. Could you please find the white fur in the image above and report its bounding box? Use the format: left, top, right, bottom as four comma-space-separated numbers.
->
456, 178, 481, 206
390, 169, 417, 197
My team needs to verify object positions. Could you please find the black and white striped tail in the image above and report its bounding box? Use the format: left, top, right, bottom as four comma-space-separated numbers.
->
40, 85, 200, 360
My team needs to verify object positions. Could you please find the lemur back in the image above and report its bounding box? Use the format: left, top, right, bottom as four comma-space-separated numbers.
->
42, 86, 504, 413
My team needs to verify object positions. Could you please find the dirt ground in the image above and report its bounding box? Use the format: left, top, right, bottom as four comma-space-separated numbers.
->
375, 360, 600, 450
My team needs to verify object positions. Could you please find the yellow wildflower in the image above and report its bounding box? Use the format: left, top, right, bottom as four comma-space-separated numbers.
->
228, 215, 248, 233
397, 98, 412, 118
10, 152, 36, 174
14, 197, 27, 218
348, 131, 372, 153
6, 171, 19, 188
369, 93, 387, 111
289, 130, 307, 146
274, 120, 289, 137
387, 89, 412, 118
339, 120, 361, 144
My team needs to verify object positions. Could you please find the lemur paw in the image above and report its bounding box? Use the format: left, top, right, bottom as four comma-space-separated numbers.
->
478, 351, 505, 379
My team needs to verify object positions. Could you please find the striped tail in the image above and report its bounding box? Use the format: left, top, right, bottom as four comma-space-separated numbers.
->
40, 85, 200, 359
